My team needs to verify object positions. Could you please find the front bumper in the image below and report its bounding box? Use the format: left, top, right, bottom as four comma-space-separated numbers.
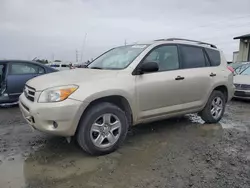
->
234, 90, 250, 100
19, 93, 87, 136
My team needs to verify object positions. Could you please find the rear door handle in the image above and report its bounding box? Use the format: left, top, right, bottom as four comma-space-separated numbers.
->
175, 76, 185, 80
210, 73, 216, 77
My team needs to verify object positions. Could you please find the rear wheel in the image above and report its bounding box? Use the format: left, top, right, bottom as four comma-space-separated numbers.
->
77, 102, 129, 155
200, 90, 226, 123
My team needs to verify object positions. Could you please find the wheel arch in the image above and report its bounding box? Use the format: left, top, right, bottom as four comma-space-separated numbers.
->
202, 84, 229, 110
77, 94, 134, 133
213, 85, 228, 102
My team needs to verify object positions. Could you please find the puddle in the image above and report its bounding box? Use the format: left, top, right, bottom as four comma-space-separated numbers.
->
1, 110, 248, 188
199, 124, 221, 131
0, 127, 166, 188
188, 113, 249, 132
220, 119, 249, 132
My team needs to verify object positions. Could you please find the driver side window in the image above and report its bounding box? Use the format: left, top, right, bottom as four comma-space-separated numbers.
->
144, 45, 180, 71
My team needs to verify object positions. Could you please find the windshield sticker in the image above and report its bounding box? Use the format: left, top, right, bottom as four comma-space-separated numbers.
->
131, 45, 147, 49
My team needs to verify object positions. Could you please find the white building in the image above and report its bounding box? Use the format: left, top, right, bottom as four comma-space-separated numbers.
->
234, 34, 250, 62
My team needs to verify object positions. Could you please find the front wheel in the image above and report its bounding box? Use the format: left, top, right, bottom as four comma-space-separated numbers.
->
200, 90, 226, 123
77, 102, 129, 155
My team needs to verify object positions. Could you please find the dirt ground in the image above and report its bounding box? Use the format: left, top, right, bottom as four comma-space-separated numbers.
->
0, 100, 250, 188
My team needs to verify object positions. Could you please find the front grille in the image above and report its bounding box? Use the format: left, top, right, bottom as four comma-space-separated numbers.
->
24, 85, 36, 102
234, 84, 250, 90
240, 84, 250, 90
234, 84, 241, 89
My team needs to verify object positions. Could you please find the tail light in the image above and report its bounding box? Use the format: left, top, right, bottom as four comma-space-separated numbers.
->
227, 66, 234, 73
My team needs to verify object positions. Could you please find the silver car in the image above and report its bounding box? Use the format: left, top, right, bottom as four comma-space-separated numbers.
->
234, 64, 250, 99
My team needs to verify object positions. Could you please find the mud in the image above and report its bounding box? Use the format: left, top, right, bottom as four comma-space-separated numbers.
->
0, 100, 250, 188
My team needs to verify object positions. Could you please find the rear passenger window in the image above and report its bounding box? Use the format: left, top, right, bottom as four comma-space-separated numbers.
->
10, 63, 45, 75
180, 45, 206, 69
205, 48, 221, 66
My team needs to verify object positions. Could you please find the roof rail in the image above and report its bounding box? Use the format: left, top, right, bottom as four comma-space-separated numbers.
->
155, 38, 217, 48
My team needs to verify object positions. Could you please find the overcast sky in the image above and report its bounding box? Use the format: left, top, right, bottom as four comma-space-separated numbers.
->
1, 0, 250, 62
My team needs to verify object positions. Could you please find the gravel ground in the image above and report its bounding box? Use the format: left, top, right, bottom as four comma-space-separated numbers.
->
0, 100, 250, 188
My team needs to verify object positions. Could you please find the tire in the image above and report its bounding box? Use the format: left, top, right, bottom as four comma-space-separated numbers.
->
200, 90, 226, 124
76, 102, 129, 155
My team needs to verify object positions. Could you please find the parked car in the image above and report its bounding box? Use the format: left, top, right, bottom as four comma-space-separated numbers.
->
230, 61, 250, 71
0, 60, 57, 105
233, 62, 250, 75
234, 63, 250, 99
19, 38, 235, 155
48, 64, 71, 71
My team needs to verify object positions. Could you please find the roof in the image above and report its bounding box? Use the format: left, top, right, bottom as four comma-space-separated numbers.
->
234, 34, 250, 40
0, 59, 41, 65
0, 60, 52, 68
135, 38, 218, 49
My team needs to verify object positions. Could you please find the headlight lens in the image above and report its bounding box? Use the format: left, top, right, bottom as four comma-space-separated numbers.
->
38, 85, 78, 103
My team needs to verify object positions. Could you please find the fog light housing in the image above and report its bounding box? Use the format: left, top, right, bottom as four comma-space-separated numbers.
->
53, 121, 58, 128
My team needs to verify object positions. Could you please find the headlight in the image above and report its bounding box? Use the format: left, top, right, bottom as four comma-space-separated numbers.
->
38, 85, 78, 103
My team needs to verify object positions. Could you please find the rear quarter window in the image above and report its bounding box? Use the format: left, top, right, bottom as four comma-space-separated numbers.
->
205, 48, 221, 66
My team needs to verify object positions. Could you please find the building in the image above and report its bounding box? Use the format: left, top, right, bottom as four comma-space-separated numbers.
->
233, 34, 250, 62
232, 51, 239, 63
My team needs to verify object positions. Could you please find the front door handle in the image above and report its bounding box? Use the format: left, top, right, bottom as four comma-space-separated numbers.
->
210, 73, 216, 77
175, 76, 185, 80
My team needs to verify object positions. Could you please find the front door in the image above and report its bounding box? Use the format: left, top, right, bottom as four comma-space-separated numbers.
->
0, 63, 7, 95
6, 62, 45, 100
135, 45, 186, 119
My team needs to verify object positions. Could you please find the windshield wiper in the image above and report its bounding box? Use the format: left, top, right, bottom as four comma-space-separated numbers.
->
89, 66, 103, 69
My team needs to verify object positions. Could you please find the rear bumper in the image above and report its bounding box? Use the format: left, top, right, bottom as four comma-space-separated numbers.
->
19, 93, 88, 136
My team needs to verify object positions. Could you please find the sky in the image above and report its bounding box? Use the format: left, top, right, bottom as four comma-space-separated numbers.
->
0, 0, 250, 62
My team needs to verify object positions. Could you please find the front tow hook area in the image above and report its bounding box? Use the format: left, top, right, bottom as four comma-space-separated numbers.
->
25, 116, 35, 124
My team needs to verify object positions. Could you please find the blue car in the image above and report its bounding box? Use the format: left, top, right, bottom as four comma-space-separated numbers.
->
0, 60, 57, 105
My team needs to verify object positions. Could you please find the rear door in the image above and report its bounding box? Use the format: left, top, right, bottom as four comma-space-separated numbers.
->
6, 62, 45, 99
177, 44, 212, 108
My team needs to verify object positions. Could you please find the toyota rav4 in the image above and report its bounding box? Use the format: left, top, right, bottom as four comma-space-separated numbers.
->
19, 38, 235, 155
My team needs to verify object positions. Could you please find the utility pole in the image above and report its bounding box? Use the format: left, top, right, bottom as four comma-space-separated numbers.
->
76, 50, 78, 62
51, 53, 54, 62
81, 33, 88, 62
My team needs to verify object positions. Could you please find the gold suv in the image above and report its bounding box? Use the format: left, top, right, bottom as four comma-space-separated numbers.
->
19, 38, 235, 155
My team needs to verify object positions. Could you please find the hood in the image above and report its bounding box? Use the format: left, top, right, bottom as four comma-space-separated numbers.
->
26, 68, 119, 91
233, 75, 250, 85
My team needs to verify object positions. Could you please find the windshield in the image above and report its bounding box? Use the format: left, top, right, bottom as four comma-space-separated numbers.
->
88, 45, 148, 70
234, 64, 250, 74
240, 66, 250, 75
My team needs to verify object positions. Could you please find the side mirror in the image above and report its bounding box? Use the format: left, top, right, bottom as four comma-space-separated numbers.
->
138, 61, 159, 74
